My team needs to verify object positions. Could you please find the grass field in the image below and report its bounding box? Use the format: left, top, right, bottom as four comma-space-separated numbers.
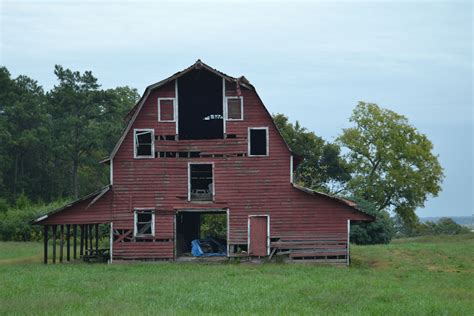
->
0, 234, 473, 315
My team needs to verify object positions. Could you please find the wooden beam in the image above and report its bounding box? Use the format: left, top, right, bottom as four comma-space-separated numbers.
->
84, 225, 88, 254
52, 225, 57, 264
73, 225, 77, 259
89, 225, 93, 252
66, 224, 71, 261
95, 224, 99, 254
43, 225, 48, 264
59, 225, 64, 263
80, 224, 84, 257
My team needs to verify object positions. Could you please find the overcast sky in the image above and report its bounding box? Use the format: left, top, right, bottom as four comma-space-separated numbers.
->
1, 0, 472, 217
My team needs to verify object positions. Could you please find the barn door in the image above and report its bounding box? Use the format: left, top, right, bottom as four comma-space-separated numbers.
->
248, 215, 269, 256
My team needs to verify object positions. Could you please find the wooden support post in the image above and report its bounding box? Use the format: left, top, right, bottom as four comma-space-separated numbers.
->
84, 225, 88, 255
59, 225, 64, 263
73, 225, 77, 259
89, 225, 93, 252
66, 224, 71, 261
95, 224, 99, 254
52, 225, 57, 264
80, 224, 84, 257
43, 225, 48, 264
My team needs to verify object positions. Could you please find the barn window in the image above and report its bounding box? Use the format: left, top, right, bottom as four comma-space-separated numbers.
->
134, 129, 154, 158
188, 163, 214, 201
248, 127, 269, 156
134, 210, 155, 237
158, 98, 175, 122
226, 97, 243, 120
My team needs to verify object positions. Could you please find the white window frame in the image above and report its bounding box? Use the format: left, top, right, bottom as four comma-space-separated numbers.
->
225, 96, 243, 121
248, 127, 269, 157
158, 97, 176, 122
133, 209, 155, 237
188, 162, 215, 202
133, 128, 155, 159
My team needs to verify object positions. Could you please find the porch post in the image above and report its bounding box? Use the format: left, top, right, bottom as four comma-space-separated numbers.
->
59, 225, 64, 263
80, 224, 84, 257
52, 225, 57, 264
43, 225, 48, 264
95, 224, 99, 254
73, 224, 77, 259
66, 224, 71, 261
89, 225, 93, 252
84, 225, 88, 255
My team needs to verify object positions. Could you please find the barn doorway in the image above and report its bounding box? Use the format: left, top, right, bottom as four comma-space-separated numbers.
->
175, 210, 228, 259
248, 215, 269, 256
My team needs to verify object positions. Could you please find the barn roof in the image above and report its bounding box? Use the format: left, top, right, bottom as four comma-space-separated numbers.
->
292, 184, 375, 220
32, 185, 111, 224
109, 59, 293, 161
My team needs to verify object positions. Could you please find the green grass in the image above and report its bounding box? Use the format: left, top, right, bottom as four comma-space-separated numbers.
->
0, 234, 473, 315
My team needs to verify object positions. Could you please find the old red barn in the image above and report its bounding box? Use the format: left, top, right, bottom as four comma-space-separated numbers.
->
35, 60, 373, 265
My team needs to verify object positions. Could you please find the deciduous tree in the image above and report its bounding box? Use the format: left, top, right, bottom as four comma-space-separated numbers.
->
337, 102, 444, 225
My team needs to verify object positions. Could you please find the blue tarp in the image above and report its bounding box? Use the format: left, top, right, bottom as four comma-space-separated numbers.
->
191, 237, 227, 257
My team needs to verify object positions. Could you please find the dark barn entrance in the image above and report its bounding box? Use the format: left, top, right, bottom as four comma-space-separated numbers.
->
175, 210, 228, 258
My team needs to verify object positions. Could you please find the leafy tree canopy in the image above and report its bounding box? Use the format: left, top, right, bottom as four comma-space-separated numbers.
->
337, 102, 444, 226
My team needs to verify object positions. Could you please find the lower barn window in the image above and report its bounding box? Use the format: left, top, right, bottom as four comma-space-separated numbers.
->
134, 129, 154, 158
134, 210, 155, 237
248, 127, 268, 156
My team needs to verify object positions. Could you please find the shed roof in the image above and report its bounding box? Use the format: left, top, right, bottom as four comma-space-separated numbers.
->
292, 184, 375, 220
32, 185, 111, 224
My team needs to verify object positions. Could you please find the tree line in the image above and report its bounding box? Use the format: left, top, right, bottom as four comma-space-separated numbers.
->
0, 66, 139, 204
0, 65, 449, 242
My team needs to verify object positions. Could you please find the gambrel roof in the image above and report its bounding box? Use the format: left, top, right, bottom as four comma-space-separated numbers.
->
109, 60, 271, 161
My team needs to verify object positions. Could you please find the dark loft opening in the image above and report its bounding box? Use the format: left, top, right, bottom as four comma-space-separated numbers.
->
176, 212, 227, 256
189, 164, 213, 201
178, 69, 223, 140
249, 128, 268, 156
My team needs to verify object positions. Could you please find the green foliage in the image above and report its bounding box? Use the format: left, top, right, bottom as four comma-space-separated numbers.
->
0, 65, 138, 202
337, 102, 444, 226
200, 213, 227, 238
349, 197, 395, 244
0, 200, 68, 241
273, 113, 350, 193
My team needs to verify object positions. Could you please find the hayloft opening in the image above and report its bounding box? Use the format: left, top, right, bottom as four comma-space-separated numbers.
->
178, 69, 223, 140
176, 211, 227, 257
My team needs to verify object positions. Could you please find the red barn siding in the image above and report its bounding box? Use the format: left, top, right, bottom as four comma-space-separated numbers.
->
108, 77, 371, 260
36, 63, 373, 263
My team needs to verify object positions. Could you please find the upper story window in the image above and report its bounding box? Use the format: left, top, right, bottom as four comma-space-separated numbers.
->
248, 127, 269, 157
134, 209, 155, 237
158, 98, 176, 122
134, 129, 154, 158
226, 97, 243, 120
188, 163, 214, 202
